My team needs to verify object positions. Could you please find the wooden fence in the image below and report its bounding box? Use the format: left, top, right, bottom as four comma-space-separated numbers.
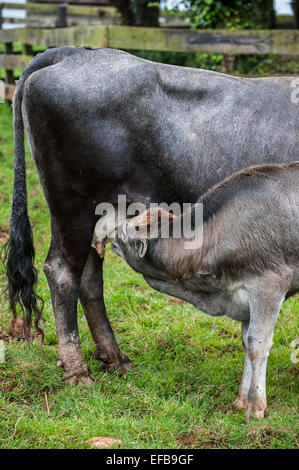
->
0, 2, 122, 29
1, 25, 299, 101
0, 2, 188, 29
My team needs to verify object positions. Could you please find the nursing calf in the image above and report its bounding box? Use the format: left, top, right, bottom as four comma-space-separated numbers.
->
110, 163, 299, 419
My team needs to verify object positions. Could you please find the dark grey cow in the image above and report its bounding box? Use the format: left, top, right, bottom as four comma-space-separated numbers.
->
111, 163, 299, 419
4, 46, 298, 385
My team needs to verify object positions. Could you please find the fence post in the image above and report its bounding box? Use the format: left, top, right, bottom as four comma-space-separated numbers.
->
291, 1, 299, 28
57, 4, 67, 28
4, 42, 14, 85
22, 44, 33, 56
0, 3, 3, 30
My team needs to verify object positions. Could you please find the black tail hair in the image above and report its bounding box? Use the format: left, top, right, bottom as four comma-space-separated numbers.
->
2, 46, 81, 341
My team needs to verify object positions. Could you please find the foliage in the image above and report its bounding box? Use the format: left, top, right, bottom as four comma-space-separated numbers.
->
0, 105, 298, 449
168, 0, 275, 29
131, 50, 299, 76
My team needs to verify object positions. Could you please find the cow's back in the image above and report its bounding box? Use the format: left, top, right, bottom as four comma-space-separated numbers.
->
22, 48, 298, 205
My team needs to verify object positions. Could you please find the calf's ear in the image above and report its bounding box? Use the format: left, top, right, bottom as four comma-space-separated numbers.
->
137, 238, 148, 258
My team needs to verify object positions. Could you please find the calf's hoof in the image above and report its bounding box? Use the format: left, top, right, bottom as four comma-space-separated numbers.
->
232, 396, 247, 411
56, 357, 64, 368
245, 399, 267, 420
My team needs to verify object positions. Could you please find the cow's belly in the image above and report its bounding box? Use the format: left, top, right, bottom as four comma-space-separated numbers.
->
192, 289, 250, 322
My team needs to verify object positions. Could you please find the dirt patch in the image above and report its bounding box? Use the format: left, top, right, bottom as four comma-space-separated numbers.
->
246, 426, 287, 448
0, 378, 19, 394
85, 436, 122, 449
0, 331, 10, 342
0, 320, 41, 343
132, 284, 148, 294
177, 426, 229, 449
0, 225, 9, 245
157, 334, 191, 351
215, 326, 239, 339
218, 344, 240, 357
131, 284, 155, 298
168, 297, 186, 305
290, 365, 299, 377
219, 404, 233, 414
30, 184, 40, 197
9, 319, 26, 341
157, 339, 177, 354
9, 319, 41, 342
157, 339, 172, 349
177, 425, 291, 449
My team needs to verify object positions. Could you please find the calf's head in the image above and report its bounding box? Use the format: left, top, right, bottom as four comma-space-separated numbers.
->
111, 208, 175, 281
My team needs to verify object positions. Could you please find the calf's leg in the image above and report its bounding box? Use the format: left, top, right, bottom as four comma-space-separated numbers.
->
233, 321, 251, 410
80, 248, 132, 372
245, 275, 287, 419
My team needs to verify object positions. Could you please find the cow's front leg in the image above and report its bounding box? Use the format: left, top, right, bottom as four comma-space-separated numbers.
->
80, 248, 132, 373
44, 241, 94, 385
233, 321, 251, 411
245, 277, 286, 419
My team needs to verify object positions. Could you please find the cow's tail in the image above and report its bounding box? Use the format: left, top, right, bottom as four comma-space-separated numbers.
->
2, 47, 80, 342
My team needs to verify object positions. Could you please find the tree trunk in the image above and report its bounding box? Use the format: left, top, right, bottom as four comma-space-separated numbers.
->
291, 0, 299, 28
253, 0, 275, 28
113, 1, 160, 26
113, 1, 134, 25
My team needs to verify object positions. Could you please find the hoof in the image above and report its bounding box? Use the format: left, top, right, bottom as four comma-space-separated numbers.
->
94, 350, 133, 374
70, 373, 94, 386
232, 396, 247, 411
245, 401, 266, 420
56, 357, 64, 368
100, 358, 133, 375
64, 364, 94, 386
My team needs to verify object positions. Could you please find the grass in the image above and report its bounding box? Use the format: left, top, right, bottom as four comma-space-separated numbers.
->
0, 103, 298, 449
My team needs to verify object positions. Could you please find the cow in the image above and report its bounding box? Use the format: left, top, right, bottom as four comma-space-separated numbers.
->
4, 46, 298, 386
110, 162, 299, 419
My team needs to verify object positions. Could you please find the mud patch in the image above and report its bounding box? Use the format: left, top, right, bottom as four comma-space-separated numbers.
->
177, 426, 229, 449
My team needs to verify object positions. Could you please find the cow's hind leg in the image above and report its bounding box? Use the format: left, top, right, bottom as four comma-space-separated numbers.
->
43, 233, 94, 385
80, 248, 132, 373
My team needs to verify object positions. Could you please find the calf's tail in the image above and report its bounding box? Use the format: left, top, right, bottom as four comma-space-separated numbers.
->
2, 47, 80, 341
